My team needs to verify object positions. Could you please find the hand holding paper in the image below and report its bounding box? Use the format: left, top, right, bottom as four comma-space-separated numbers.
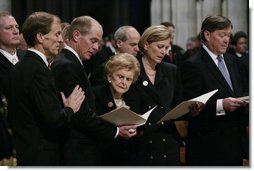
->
118, 125, 138, 139
99, 106, 157, 126
237, 96, 249, 103
223, 96, 247, 112
188, 101, 205, 117
157, 89, 218, 123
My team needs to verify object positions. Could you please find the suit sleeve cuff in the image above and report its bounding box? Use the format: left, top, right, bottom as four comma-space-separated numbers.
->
114, 127, 119, 138
216, 99, 225, 116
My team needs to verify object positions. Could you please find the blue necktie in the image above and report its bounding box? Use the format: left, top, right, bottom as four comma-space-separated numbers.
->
217, 55, 233, 90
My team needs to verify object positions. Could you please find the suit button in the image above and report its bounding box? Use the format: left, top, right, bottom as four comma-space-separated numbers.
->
163, 154, 167, 158
150, 156, 154, 159
162, 138, 166, 142
107, 102, 114, 107
149, 140, 153, 144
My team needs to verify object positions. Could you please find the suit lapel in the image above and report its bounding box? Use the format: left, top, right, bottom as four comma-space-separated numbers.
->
137, 58, 163, 105
62, 49, 95, 109
0, 52, 14, 70
201, 49, 235, 96
99, 84, 116, 112
224, 55, 241, 96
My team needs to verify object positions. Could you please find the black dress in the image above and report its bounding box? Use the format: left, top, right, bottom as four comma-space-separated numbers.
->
93, 83, 141, 166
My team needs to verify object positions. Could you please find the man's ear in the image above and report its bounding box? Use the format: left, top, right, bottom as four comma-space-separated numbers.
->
116, 39, 122, 48
72, 30, 81, 42
204, 30, 210, 41
36, 33, 44, 44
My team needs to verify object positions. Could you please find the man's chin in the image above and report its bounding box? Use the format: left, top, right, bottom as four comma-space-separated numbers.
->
81, 55, 91, 61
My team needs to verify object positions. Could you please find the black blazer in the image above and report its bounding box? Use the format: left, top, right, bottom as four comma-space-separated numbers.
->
51, 49, 117, 165
8, 51, 75, 166
180, 47, 247, 165
0, 50, 24, 160
0, 92, 13, 160
129, 56, 182, 166
89, 47, 115, 86
0, 50, 23, 98
93, 83, 141, 166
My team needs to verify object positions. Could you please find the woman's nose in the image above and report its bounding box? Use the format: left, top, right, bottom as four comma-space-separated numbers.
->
121, 78, 127, 84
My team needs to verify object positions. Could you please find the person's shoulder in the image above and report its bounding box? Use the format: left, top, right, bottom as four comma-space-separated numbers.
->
93, 47, 114, 60
159, 61, 178, 74
161, 61, 177, 69
52, 51, 75, 67
224, 52, 239, 62
238, 53, 249, 62
20, 52, 44, 69
172, 44, 184, 54
92, 83, 109, 95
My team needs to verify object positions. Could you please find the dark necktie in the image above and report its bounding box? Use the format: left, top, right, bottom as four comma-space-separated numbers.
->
217, 55, 233, 90
167, 50, 173, 62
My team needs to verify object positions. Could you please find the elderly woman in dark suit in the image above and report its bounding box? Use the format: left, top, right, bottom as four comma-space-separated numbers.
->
93, 53, 141, 166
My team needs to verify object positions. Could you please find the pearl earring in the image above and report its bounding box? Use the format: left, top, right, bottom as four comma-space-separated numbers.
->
108, 80, 111, 83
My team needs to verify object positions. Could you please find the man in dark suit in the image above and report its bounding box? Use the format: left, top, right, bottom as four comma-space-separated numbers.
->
0, 12, 22, 165
51, 16, 137, 165
7, 11, 85, 166
161, 22, 184, 66
180, 15, 248, 166
0, 12, 22, 99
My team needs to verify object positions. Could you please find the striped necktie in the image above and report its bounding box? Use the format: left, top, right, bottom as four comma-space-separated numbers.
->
217, 55, 233, 90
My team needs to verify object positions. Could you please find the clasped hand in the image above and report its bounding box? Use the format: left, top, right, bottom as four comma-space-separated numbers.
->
118, 125, 138, 139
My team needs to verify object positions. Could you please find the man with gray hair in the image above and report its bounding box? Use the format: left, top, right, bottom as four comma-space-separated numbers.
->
51, 16, 138, 165
0, 12, 21, 165
114, 25, 140, 56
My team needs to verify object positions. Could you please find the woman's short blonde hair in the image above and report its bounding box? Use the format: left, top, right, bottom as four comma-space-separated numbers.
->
105, 53, 140, 83
138, 25, 171, 53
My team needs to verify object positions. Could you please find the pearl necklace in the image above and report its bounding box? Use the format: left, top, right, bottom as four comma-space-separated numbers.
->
114, 98, 125, 107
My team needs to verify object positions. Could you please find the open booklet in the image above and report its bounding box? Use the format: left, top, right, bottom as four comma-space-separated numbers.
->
99, 106, 157, 126
157, 89, 218, 123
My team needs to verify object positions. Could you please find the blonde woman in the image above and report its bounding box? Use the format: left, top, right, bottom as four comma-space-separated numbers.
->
132, 25, 183, 166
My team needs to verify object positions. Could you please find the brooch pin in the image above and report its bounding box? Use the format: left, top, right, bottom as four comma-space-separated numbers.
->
143, 80, 148, 86
107, 102, 114, 108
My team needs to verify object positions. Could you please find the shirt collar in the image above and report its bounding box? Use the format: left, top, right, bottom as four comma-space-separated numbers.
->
0, 48, 19, 63
64, 45, 83, 65
235, 52, 242, 57
27, 48, 49, 66
202, 44, 224, 62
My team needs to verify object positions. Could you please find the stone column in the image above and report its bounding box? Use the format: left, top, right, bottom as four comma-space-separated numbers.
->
150, 0, 248, 50
0, 0, 11, 12
227, 0, 247, 33
172, 0, 197, 50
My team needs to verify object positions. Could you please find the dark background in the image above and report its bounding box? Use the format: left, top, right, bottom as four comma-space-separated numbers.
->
11, 0, 151, 37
